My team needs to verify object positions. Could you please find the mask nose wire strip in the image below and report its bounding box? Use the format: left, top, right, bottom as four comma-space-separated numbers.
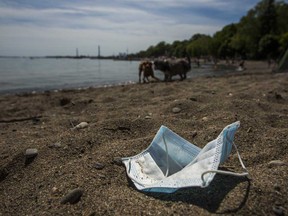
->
162, 131, 170, 177
201, 131, 249, 184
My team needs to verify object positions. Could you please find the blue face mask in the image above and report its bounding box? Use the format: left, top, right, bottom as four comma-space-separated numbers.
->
122, 121, 249, 193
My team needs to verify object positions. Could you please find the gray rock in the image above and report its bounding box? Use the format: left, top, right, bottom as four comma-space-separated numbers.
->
113, 157, 123, 166
273, 206, 284, 216
25, 148, 38, 159
191, 131, 198, 138
172, 107, 181, 113
274, 183, 281, 192
93, 163, 105, 170
60, 188, 84, 204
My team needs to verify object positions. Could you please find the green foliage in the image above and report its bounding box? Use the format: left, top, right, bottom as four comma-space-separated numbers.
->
187, 35, 212, 58
279, 32, 288, 51
258, 0, 277, 35
276, 2, 288, 34
213, 24, 237, 58
258, 34, 280, 58
133, 0, 288, 60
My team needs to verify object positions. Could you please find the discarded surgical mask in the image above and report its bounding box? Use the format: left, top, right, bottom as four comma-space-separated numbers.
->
122, 121, 249, 193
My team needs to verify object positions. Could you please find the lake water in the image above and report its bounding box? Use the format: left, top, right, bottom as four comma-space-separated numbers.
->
0, 58, 236, 94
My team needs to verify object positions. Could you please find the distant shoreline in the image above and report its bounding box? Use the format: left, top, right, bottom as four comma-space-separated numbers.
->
0, 55, 141, 61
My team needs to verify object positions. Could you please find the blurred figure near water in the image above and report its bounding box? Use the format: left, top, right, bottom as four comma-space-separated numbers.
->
138, 61, 160, 83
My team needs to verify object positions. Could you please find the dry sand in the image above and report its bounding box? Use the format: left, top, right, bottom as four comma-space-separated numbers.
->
0, 61, 287, 215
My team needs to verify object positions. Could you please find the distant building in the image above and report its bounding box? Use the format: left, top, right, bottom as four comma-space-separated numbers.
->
98, 46, 101, 58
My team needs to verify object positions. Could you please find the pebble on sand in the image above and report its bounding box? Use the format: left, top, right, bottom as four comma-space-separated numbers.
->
93, 162, 105, 170
48, 142, 61, 148
60, 188, 84, 204
273, 205, 285, 216
72, 122, 89, 130
268, 160, 286, 168
25, 148, 38, 159
191, 131, 198, 138
202, 117, 208, 121
172, 107, 181, 113
113, 157, 123, 166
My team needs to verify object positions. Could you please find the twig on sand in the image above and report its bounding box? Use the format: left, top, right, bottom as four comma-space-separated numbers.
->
0, 115, 42, 123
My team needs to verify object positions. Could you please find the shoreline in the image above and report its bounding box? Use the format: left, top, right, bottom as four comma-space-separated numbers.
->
0, 80, 137, 96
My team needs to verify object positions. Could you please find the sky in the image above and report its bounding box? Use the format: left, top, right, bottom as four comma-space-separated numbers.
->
0, 0, 263, 57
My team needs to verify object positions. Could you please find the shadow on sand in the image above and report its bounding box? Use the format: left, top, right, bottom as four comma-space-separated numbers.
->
127, 174, 251, 214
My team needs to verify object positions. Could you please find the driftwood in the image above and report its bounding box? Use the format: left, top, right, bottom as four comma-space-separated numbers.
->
0, 115, 42, 123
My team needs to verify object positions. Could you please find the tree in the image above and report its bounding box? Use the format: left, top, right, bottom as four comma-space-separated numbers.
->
279, 32, 288, 53
276, 1, 288, 34
134, 0, 288, 61
259, 0, 277, 35
187, 35, 212, 58
258, 34, 280, 59
212, 24, 237, 58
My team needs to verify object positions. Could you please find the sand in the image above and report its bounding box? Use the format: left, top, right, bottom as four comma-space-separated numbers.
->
0, 61, 287, 215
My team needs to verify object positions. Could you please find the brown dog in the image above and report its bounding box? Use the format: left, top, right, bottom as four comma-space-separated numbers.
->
139, 61, 160, 83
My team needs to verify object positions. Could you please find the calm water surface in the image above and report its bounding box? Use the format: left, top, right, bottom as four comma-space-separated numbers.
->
0, 58, 235, 94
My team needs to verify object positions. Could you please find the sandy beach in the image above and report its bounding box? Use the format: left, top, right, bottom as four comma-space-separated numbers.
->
0, 61, 287, 215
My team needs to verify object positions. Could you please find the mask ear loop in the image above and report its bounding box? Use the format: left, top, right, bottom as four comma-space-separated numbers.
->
201, 130, 249, 186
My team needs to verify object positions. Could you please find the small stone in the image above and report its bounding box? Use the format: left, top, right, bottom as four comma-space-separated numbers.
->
275, 93, 283, 100
0, 168, 8, 181
48, 142, 61, 148
113, 157, 123, 166
93, 163, 105, 170
60, 98, 71, 106
247, 127, 252, 133
191, 131, 197, 138
72, 122, 88, 130
52, 187, 59, 194
60, 188, 84, 204
172, 107, 181, 113
25, 148, 38, 159
54, 142, 62, 148
268, 160, 286, 168
202, 117, 208, 121
98, 174, 106, 179
273, 206, 284, 216
274, 184, 281, 192
189, 97, 197, 101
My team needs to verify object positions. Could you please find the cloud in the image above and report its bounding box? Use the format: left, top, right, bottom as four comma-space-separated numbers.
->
0, 0, 260, 56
